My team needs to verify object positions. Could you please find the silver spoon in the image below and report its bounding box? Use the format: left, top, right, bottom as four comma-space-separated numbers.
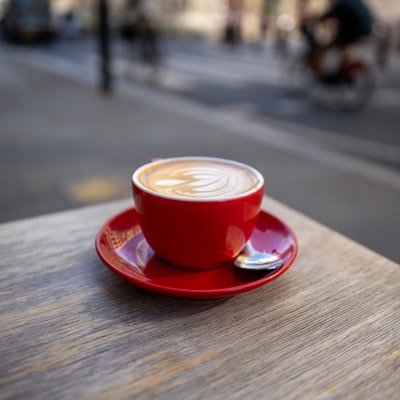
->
234, 241, 284, 271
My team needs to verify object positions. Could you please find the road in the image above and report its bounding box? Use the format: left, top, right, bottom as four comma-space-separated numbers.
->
46, 35, 400, 169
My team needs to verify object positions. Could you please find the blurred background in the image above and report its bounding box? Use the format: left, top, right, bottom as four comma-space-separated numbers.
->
0, 0, 399, 262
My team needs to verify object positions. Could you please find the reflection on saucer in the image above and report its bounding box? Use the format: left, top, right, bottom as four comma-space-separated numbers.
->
117, 232, 153, 272
104, 224, 142, 251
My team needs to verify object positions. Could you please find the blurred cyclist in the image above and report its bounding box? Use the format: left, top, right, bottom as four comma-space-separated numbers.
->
308, 0, 374, 77
135, 1, 161, 65
121, 0, 162, 69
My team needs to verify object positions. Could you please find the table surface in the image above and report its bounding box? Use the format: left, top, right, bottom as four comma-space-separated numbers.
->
1, 197, 399, 400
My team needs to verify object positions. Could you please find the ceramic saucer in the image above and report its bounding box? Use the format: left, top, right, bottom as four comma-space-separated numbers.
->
95, 208, 298, 300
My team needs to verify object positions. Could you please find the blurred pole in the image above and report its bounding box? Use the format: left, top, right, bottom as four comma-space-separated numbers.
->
98, 0, 112, 94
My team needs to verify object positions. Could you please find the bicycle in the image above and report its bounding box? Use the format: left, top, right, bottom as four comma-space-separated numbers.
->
280, 44, 376, 111
120, 6, 163, 82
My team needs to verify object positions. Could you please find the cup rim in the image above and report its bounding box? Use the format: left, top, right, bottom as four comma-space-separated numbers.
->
132, 156, 264, 202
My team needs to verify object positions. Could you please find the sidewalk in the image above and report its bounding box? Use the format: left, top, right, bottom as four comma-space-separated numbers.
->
1, 50, 399, 263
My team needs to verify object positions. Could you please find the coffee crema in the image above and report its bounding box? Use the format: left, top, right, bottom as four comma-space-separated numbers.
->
137, 158, 262, 199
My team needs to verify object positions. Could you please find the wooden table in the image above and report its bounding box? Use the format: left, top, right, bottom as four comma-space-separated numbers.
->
1, 197, 399, 399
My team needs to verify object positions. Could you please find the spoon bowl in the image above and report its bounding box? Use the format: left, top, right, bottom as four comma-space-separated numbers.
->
234, 242, 284, 271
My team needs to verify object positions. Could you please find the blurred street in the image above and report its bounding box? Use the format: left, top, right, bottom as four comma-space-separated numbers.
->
1, 35, 399, 263
14, 35, 400, 166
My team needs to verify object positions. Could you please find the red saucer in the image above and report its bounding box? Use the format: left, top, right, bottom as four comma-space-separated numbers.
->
95, 208, 298, 299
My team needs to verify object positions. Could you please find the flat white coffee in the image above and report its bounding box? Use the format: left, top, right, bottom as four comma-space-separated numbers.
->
137, 158, 261, 199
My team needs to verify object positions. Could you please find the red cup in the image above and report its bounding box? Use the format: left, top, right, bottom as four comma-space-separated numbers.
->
132, 157, 264, 270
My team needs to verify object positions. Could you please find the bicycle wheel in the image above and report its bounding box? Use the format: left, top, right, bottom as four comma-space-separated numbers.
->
279, 53, 315, 96
330, 63, 375, 111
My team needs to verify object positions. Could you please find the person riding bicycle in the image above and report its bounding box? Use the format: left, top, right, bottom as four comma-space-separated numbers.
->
307, 0, 374, 79
135, 1, 161, 65
121, 0, 162, 68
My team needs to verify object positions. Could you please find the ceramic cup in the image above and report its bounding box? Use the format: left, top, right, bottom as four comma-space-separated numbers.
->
132, 156, 264, 270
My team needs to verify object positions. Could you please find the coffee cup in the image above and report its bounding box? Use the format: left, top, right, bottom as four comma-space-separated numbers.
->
132, 156, 264, 270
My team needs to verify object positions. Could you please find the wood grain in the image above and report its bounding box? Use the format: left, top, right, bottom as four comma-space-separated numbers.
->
0, 198, 399, 400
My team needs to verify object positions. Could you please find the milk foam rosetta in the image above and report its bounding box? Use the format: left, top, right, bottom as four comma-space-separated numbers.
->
139, 159, 260, 199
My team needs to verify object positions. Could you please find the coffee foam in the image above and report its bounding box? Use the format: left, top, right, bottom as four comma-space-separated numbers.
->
138, 159, 261, 199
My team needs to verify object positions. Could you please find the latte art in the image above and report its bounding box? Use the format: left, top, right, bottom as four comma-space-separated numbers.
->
138, 159, 261, 199
150, 167, 248, 198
